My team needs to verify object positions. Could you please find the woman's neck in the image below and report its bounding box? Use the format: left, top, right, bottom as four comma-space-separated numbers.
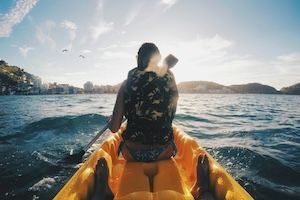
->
145, 64, 168, 77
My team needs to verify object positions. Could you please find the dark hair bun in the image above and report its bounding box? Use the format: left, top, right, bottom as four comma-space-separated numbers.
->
137, 43, 160, 70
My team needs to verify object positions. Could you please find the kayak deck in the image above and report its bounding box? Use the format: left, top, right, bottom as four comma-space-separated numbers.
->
54, 125, 253, 200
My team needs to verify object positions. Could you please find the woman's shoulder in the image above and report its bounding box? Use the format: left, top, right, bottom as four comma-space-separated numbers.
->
127, 67, 175, 84
166, 69, 174, 77
128, 67, 138, 77
128, 67, 156, 79
163, 69, 175, 81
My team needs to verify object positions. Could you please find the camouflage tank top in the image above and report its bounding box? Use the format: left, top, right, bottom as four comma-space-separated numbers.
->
123, 67, 178, 145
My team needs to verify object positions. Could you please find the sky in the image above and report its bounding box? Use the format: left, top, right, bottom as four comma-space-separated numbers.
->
0, 0, 300, 89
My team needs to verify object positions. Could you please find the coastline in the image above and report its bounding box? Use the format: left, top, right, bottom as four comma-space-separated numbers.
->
1, 92, 299, 96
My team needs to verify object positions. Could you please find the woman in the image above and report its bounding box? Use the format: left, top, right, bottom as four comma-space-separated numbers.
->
109, 42, 179, 162
91, 43, 211, 200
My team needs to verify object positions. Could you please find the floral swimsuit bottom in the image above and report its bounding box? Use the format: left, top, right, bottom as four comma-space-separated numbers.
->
118, 140, 177, 162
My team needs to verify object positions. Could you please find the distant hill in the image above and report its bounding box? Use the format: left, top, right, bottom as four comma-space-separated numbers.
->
280, 83, 300, 95
0, 60, 42, 95
177, 81, 281, 94
177, 81, 232, 93
229, 83, 279, 94
0, 61, 22, 86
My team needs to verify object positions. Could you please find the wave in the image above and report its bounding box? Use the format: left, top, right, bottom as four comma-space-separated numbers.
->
206, 113, 275, 122
31, 151, 61, 167
23, 113, 107, 132
175, 114, 211, 123
78, 98, 94, 103
0, 114, 108, 142
209, 146, 300, 199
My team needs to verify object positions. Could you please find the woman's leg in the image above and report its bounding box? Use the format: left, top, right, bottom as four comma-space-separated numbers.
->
90, 158, 114, 200
157, 144, 175, 160
191, 154, 214, 200
120, 145, 136, 161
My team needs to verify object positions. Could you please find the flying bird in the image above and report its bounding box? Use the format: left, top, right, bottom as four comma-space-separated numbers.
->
62, 49, 68, 52
79, 55, 85, 59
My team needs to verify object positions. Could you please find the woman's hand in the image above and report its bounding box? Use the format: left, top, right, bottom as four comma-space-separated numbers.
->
106, 115, 112, 122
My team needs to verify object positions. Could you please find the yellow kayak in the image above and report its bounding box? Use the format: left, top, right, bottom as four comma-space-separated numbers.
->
54, 125, 253, 200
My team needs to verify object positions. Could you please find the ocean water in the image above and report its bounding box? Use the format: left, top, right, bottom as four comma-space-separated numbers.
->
0, 94, 299, 200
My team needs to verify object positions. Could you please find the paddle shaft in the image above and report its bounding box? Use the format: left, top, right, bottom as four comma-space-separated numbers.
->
82, 122, 110, 153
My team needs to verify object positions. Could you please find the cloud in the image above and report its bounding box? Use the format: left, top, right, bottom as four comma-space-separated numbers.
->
18, 46, 33, 58
274, 52, 300, 77
79, 36, 88, 45
124, 11, 139, 26
81, 49, 92, 54
61, 20, 77, 40
97, 41, 142, 51
100, 51, 132, 60
61, 20, 77, 30
121, 40, 142, 48
277, 52, 300, 63
36, 20, 56, 48
160, 0, 178, 9
98, 44, 119, 51
124, 4, 142, 26
0, 0, 39, 37
90, 0, 114, 40
97, 0, 104, 10
61, 20, 77, 50
91, 20, 114, 40
156, 34, 233, 66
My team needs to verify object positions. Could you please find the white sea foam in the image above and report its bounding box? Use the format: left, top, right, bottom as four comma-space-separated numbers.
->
32, 151, 49, 163
28, 177, 56, 191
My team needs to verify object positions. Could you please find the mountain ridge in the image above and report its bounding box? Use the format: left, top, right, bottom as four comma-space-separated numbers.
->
177, 81, 282, 94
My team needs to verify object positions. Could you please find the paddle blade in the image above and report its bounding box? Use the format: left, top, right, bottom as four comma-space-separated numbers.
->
64, 149, 85, 163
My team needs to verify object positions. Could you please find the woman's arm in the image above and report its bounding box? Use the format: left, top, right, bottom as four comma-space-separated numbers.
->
168, 70, 179, 116
108, 80, 127, 133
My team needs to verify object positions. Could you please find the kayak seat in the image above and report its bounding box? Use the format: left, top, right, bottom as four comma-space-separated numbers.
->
115, 159, 193, 200
98, 126, 194, 200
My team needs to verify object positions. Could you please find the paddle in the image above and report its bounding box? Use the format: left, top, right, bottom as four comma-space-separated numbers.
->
64, 122, 110, 163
